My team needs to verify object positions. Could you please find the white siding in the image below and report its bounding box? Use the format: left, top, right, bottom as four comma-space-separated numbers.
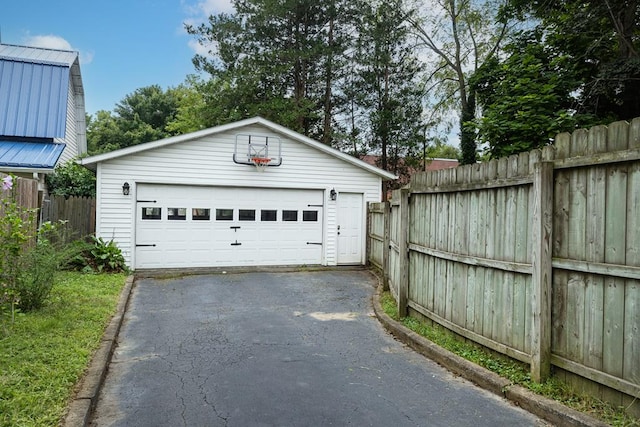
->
96, 123, 382, 268
56, 81, 78, 164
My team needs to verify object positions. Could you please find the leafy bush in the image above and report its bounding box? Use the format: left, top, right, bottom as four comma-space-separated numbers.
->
1, 176, 88, 332
45, 161, 96, 198
12, 222, 87, 311
71, 236, 128, 273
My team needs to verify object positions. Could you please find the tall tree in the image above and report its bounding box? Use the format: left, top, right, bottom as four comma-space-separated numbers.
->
186, 0, 356, 143
410, 0, 509, 164
352, 0, 425, 194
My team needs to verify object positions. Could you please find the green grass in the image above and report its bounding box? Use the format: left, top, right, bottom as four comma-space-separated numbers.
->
380, 291, 639, 427
0, 271, 127, 427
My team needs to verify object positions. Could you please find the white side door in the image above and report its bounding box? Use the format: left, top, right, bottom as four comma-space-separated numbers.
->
337, 192, 364, 264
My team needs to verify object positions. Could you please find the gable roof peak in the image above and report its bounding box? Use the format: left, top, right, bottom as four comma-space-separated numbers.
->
79, 117, 397, 180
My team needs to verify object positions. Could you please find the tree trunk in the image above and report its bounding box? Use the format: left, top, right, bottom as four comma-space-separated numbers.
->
323, 17, 334, 145
460, 92, 477, 165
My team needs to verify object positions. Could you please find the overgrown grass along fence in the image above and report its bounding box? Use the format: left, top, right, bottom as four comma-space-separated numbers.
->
368, 118, 640, 418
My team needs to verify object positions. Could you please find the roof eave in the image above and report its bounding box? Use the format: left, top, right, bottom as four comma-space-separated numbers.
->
0, 166, 55, 174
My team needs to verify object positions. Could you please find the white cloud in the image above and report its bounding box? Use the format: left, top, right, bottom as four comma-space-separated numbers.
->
188, 38, 215, 58
24, 34, 72, 51
22, 34, 94, 65
182, 0, 234, 55
186, 0, 234, 17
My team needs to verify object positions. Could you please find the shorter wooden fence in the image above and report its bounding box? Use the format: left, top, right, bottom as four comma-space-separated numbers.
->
1, 172, 96, 240
40, 195, 96, 240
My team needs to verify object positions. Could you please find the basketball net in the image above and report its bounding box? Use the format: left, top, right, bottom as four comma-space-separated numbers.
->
251, 157, 271, 172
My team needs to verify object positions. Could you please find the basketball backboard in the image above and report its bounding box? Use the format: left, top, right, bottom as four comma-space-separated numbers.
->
233, 133, 282, 168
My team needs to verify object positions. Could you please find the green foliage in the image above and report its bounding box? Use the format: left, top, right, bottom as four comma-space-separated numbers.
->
186, 0, 403, 148
411, 0, 509, 164
351, 0, 426, 180
87, 85, 182, 154
470, 32, 582, 158
71, 236, 128, 274
459, 93, 477, 164
45, 161, 96, 198
1, 177, 88, 333
425, 140, 461, 160
0, 272, 126, 426
502, 0, 640, 122
165, 76, 210, 134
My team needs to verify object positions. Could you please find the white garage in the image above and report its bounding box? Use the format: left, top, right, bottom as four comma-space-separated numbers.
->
80, 117, 395, 270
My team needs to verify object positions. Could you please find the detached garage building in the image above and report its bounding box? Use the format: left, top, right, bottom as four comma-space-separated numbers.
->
80, 117, 396, 270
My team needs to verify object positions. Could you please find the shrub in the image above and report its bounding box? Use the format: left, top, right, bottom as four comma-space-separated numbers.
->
45, 161, 96, 198
70, 236, 128, 273
1, 176, 87, 332
12, 222, 86, 311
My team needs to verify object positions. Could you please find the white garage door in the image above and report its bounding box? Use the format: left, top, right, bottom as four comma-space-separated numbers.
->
135, 184, 324, 269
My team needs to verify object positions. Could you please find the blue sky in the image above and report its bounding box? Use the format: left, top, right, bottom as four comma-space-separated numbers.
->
2, 0, 233, 116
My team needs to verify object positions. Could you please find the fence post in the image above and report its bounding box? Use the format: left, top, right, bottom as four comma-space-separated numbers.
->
531, 161, 554, 382
398, 188, 409, 317
366, 201, 371, 266
382, 201, 391, 291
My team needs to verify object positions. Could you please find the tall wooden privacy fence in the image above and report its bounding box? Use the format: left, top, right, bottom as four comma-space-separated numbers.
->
0, 173, 39, 211
368, 118, 640, 416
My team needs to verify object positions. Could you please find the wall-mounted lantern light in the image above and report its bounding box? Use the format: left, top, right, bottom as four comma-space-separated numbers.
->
330, 188, 337, 201
122, 182, 130, 196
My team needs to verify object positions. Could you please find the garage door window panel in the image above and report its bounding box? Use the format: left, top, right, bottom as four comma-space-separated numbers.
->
261, 210, 277, 221
282, 210, 298, 222
216, 209, 234, 220
168, 208, 187, 220
142, 207, 161, 220
303, 210, 318, 221
239, 209, 256, 221
192, 208, 211, 220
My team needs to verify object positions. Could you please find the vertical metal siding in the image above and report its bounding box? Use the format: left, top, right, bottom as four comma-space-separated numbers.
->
0, 60, 69, 138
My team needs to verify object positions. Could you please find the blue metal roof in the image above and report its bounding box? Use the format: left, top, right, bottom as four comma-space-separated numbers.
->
0, 140, 66, 169
0, 56, 70, 139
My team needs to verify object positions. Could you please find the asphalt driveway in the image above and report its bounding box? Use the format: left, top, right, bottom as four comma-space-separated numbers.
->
90, 270, 545, 426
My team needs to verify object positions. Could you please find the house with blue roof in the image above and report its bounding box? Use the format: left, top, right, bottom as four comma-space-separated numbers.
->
0, 43, 87, 191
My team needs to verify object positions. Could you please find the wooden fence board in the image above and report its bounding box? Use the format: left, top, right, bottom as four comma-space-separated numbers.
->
466, 172, 478, 331
553, 133, 571, 359
512, 156, 530, 352
624, 157, 640, 392
492, 159, 507, 343
602, 121, 627, 414
625, 118, 640, 412
582, 127, 607, 394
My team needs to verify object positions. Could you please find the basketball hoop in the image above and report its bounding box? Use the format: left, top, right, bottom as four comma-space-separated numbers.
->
251, 157, 271, 172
